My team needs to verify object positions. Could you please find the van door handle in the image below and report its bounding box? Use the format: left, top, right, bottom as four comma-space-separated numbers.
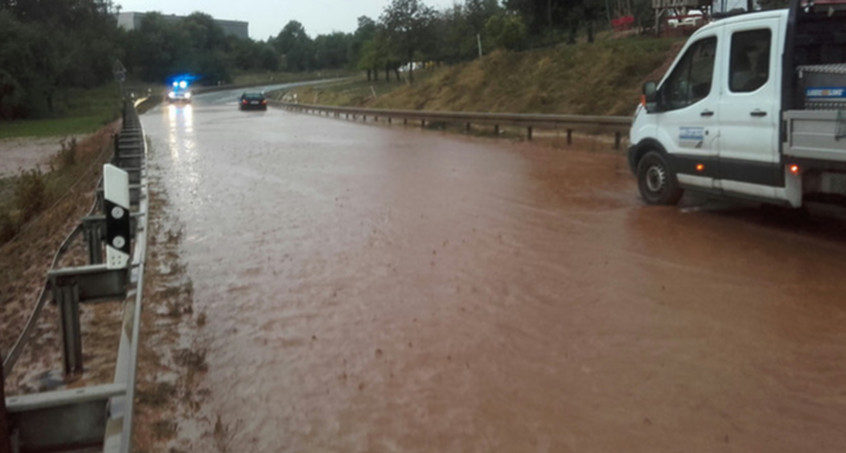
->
750, 110, 767, 117
700, 110, 714, 117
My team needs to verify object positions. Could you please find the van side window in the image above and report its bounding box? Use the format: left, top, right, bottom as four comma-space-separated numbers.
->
662, 37, 716, 111
729, 29, 771, 93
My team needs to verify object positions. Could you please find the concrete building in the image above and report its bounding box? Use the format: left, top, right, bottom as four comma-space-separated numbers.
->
116, 12, 249, 40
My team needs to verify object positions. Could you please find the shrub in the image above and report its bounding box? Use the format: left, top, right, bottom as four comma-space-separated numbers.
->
57, 137, 77, 168
0, 211, 17, 242
14, 168, 47, 222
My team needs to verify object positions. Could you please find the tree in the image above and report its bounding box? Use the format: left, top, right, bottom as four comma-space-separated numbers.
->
271, 20, 314, 71
485, 13, 528, 51
0, 2, 121, 118
314, 32, 351, 69
465, 0, 502, 34
380, 0, 437, 82
349, 16, 377, 78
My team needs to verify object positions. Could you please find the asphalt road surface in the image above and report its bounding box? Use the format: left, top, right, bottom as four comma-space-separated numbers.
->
141, 86, 846, 452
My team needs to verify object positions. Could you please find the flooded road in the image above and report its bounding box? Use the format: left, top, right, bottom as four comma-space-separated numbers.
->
140, 90, 846, 452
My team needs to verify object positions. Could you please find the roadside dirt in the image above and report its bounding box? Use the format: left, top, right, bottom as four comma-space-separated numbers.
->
0, 120, 210, 450
0, 123, 120, 394
131, 149, 214, 453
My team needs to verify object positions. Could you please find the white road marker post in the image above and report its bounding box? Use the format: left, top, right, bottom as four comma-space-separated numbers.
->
103, 164, 131, 269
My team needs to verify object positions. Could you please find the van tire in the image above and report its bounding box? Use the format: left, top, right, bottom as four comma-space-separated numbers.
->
637, 151, 683, 205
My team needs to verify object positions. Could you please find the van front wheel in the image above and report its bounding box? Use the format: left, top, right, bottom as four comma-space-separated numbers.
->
636, 151, 683, 205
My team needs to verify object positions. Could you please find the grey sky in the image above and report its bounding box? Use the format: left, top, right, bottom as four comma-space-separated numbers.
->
115, 0, 460, 41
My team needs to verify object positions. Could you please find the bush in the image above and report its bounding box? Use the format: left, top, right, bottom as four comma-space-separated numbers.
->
485, 14, 528, 51
14, 168, 47, 222
0, 211, 17, 242
57, 137, 77, 168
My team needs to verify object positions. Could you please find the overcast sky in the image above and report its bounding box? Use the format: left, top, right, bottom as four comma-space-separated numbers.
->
115, 0, 460, 41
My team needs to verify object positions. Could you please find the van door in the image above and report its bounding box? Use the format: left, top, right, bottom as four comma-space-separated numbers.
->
716, 17, 783, 198
657, 34, 721, 190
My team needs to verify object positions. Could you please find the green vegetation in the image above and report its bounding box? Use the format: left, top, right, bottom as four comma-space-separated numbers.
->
279, 37, 681, 117
0, 116, 107, 139
0, 3, 121, 121
0, 83, 119, 138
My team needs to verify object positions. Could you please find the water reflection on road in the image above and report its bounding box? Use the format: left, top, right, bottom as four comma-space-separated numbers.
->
141, 93, 846, 452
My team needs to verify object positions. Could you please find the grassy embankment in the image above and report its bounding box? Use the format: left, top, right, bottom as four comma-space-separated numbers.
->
0, 83, 128, 242
275, 37, 683, 117
0, 83, 123, 139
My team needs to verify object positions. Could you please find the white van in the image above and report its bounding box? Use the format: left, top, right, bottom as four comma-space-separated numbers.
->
628, 0, 846, 207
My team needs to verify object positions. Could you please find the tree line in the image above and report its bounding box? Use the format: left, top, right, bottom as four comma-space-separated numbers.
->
0, 0, 791, 120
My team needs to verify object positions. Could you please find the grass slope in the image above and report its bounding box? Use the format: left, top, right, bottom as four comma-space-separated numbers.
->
0, 84, 122, 139
281, 37, 682, 117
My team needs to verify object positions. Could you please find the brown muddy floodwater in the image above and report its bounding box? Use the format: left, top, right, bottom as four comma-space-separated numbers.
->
140, 93, 846, 452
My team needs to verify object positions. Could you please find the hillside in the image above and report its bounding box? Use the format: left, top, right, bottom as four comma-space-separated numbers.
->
279, 37, 684, 117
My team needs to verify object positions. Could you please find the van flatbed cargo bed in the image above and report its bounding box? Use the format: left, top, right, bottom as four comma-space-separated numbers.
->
784, 110, 846, 162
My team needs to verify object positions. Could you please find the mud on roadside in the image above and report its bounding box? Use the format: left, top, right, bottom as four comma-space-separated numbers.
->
132, 150, 214, 453
0, 123, 121, 394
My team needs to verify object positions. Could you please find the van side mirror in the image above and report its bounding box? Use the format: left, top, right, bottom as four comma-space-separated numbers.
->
643, 82, 658, 113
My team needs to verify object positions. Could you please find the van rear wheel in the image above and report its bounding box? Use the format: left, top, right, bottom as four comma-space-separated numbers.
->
636, 151, 683, 205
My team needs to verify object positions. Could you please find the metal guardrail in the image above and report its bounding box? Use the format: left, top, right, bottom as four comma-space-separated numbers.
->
273, 101, 633, 149
2, 101, 149, 453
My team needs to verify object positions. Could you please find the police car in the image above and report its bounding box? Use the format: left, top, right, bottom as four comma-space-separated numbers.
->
167, 80, 192, 103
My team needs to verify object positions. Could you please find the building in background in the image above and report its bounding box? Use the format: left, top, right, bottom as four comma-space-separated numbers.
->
116, 12, 249, 40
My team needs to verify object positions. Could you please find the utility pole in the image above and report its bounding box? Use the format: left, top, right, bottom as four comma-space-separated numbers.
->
477, 33, 483, 58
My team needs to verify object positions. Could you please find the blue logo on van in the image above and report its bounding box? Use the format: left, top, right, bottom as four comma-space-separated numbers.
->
806, 87, 846, 99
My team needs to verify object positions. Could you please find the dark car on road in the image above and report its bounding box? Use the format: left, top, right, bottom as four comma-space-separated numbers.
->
239, 92, 267, 111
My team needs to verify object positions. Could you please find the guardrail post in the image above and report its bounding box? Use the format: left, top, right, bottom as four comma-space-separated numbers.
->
56, 283, 83, 375
614, 132, 622, 150
465, 122, 471, 133
388, 117, 392, 124
403, 118, 408, 125
567, 129, 573, 145
50, 266, 129, 377
1, 358, 12, 453
83, 218, 103, 265
421, 120, 426, 128
494, 125, 499, 135
527, 127, 533, 141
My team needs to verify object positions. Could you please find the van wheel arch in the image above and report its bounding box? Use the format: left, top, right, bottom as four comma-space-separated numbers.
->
632, 139, 670, 170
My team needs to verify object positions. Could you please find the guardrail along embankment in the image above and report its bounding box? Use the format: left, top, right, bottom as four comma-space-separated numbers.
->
274, 101, 633, 149
2, 101, 149, 453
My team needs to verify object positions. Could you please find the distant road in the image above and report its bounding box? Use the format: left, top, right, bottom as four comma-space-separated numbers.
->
191, 78, 347, 105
